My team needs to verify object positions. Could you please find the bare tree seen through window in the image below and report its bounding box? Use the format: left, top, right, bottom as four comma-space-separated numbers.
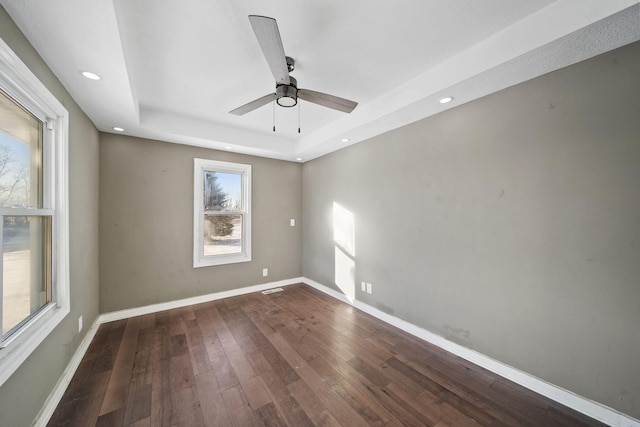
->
203, 171, 242, 255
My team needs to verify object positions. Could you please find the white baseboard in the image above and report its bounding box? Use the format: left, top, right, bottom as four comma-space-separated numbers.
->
32, 317, 101, 427
33, 277, 303, 426
98, 277, 304, 323
301, 277, 640, 427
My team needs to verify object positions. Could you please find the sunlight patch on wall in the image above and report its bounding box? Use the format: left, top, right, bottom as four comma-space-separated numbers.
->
334, 246, 355, 302
333, 202, 356, 302
333, 202, 355, 256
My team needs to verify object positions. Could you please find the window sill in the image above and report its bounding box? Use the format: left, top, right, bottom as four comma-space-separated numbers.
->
0, 303, 69, 386
193, 253, 252, 268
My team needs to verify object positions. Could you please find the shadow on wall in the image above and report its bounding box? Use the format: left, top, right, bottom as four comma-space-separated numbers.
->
333, 202, 356, 302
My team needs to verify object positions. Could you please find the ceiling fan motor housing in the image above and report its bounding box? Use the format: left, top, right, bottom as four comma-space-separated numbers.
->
276, 76, 297, 107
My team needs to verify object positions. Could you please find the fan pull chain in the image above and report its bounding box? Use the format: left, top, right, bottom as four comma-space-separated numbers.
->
272, 99, 276, 132
298, 101, 301, 133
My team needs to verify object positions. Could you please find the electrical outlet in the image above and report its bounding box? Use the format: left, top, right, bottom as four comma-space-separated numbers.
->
262, 268, 268, 277
361, 281, 366, 292
78, 315, 83, 333
290, 218, 296, 227
366, 283, 372, 294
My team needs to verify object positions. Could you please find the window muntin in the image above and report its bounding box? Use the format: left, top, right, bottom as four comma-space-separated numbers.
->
194, 159, 251, 267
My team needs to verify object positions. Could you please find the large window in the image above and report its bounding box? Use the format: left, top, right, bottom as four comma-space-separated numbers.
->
193, 158, 251, 267
0, 91, 50, 338
0, 38, 69, 387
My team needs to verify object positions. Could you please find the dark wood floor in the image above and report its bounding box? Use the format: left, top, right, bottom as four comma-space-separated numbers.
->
48, 283, 607, 426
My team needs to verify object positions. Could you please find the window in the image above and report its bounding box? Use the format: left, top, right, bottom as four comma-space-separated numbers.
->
0, 38, 69, 387
193, 158, 251, 267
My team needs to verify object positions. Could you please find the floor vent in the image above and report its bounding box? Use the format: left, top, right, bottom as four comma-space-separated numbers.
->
262, 287, 284, 295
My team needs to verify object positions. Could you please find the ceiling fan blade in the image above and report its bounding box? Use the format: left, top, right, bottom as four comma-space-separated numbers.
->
229, 93, 276, 115
248, 15, 290, 85
298, 89, 358, 113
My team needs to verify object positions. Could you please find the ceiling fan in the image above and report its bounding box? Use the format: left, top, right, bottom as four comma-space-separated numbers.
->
229, 15, 358, 116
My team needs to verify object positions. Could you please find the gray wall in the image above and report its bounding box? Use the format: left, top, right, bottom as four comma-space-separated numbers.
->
99, 134, 302, 312
0, 6, 100, 427
302, 41, 640, 418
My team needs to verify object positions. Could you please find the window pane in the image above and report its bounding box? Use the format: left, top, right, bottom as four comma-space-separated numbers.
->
203, 214, 242, 255
0, 90, 43, 209
3, 216, 51, 337
203, 171, 242, 212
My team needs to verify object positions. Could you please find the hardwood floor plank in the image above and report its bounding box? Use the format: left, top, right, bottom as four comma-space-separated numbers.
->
246, 349, 274, 375
151, 326, 174, 427
220, 333, 258, 383
307, 355, 344, 386
170, 352, 196, 392
392, 355, 537, 426
122, 383, 152, 426
172, 385, 204, 427
340, 327, 394, 363
330, 379, 389, 427
347, 356, 390, 388
312, 410, 343, 427
295, 364, 372, 427
99, 317, 141, 415
286, 378, 326, 420
254, 401, 287, 427
384, 382, 445, 426
379, 359, 427, 397
49, 284, 608, 427
195, 370, 232, 427
545, 406, 609, 427
168, 309, 187, 337
260, 369, 315, 427
342, 374, 424, 426
169, 333, 188, 357
240, 374, 273, 410
64, 370, 111, 427
184, 318, 213, 375
256, 337, 301, 386
221, 385, 260, 427
130, 328, 154, 389
138, 313, 156, 331
193, 305, 216, 335
128, 417, 151, 427
209, 349, 240, 390
331, 359, 428, 427
92, 322, 126, 375
95, 407, 124, 427
388, 355, 518, 426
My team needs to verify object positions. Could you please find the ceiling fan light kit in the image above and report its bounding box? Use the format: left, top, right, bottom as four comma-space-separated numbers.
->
230, 15, 358, 124
276, 75, 297, 107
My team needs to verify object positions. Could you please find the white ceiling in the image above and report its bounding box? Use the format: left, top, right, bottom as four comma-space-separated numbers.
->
1, 0, 639, 162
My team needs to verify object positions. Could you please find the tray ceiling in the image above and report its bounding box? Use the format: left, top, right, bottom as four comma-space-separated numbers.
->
1, 0, 639, 161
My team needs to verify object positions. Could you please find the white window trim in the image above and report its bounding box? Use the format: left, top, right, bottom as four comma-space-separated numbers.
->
193, 158, 251, 268
0, 37, 70, 387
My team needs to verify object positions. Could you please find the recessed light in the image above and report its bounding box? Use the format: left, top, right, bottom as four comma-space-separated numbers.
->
341, 138, 350, 143
112, 126, 124, 132
439, 96, 454, 104
296, 157, 303, 161
225, 146, 233, 150
81, 70, 101, 80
